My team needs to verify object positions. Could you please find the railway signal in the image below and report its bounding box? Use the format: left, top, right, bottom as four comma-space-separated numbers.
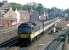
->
39, 11, 47, 34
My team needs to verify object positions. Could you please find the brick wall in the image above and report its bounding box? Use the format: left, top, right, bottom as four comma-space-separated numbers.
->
3, 20, 12, 28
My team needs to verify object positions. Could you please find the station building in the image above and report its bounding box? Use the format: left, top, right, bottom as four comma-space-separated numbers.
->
0, 0, 48, 28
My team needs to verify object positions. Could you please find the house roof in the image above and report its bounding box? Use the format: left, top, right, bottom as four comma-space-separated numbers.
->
3, 9, 17, 20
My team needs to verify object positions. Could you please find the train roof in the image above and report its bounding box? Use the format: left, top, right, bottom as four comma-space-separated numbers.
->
18, 22, 42, 34
18, 22, 38, 28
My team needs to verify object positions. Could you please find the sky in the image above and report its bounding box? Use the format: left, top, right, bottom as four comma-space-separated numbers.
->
1, 0, 69, 9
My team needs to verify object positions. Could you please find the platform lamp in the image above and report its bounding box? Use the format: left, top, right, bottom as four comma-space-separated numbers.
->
28, 0, 34, 23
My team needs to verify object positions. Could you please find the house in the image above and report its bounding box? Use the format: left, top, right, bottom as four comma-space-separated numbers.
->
0, 0, 48, 28
19, 10, 31, 23
3, 8, 17, 28
18, 10, 48, 24
0, 0, 17, 28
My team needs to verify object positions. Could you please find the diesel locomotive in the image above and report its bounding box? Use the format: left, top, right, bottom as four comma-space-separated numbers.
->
17, 18, 58, 46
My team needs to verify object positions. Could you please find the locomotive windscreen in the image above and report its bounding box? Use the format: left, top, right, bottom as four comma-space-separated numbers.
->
18, 23, 32, 34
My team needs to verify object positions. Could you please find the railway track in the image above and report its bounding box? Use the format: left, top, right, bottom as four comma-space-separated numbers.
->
44, 28, 69, 50
0, 37, 18, 47
44, 37, 64, 50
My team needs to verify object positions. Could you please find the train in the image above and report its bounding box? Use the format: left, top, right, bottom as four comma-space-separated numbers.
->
17, 18, 58, 46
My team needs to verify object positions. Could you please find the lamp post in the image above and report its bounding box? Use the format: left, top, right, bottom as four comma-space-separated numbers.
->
53, 23, 57, 33
28, 0, 34, 23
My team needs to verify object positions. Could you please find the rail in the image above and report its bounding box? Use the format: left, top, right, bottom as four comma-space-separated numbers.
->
0, 37, 17, 47
44, 28, 69, 50
44, 38, 64, 50
0, 26, 18, 44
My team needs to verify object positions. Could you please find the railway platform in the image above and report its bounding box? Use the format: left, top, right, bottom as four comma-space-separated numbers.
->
0, 25, 17, 44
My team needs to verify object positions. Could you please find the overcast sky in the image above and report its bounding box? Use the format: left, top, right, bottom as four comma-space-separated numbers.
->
1, 0, 69, 9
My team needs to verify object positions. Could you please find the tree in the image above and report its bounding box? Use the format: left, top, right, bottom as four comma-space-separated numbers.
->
35, 3, 44, 15
22, 4, 30, 11
10, 3, 22, 10
22, 3, 44, 15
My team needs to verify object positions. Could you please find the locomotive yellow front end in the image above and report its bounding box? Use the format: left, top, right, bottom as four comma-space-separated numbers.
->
17, 23, 32, 46
19, 32, 30, 38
